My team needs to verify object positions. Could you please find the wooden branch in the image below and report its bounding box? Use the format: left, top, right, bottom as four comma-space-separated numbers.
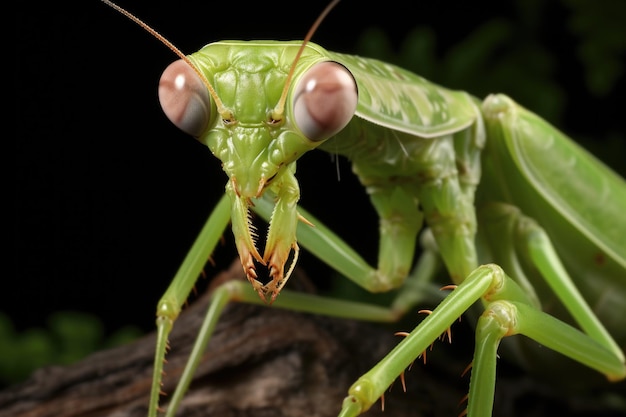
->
0, 261, 462, 417
2, 261, 623, 417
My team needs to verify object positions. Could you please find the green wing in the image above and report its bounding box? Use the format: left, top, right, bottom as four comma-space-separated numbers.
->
484, 94, 626, 271
326, 50, 478, 138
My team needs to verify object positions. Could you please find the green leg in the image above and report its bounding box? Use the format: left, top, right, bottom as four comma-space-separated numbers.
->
524, 221, 625, 363
153, 194, 625, 417
468, 299, 626, 416
253, 194, 444, 313
161, 277, 405, 417
338, 264, 502, 416
479, 202, 625, 365
158, 193, 446, 416
149, 195, 231, 417
162, 265, 440, 416
468, 204, 626, 416
338, 263, 626, 417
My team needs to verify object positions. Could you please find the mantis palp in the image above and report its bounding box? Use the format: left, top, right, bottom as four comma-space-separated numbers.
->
101, 1, 626, 416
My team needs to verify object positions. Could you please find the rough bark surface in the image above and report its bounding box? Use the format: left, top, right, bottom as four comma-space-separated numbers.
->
1, 261, 624, 417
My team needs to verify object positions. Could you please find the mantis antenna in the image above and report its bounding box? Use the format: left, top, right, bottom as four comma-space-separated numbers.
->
100, 0, 229, 119
102, 0, 340, 122
271, 0, 342, 121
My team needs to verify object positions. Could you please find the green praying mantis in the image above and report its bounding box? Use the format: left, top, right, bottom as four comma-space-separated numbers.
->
102, 1, 626, 416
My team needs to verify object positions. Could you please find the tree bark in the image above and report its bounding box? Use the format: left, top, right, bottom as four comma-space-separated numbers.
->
1, 261, 624, 417
0, 261, 464, 417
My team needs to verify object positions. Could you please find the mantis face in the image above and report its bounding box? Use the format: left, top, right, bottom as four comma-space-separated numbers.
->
157, 43, 358, 301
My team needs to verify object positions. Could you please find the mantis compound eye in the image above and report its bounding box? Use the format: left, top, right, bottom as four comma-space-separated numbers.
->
292, 61, 357, 142
158, 59, 211, 137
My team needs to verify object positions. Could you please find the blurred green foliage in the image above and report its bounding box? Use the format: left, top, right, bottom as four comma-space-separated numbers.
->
565, 0, 626, 97
0, 311, 141, 386
356, 0, 625, 120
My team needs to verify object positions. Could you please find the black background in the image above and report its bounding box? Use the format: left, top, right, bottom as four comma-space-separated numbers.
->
14, 0, 625, 350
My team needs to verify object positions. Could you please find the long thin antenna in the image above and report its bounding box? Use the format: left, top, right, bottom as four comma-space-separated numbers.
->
100, 0, 229, 118
271, 0, 341, 120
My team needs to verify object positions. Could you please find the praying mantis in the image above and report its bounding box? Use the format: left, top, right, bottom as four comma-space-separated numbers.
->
100, 1, 626, 416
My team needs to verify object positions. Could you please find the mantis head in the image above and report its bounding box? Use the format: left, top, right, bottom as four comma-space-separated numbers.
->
102, 0, 355, 302
157, 49, 357, 302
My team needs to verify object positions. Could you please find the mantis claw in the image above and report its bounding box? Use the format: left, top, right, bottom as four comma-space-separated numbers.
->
264, 242, 299, 302
238, 241, 269, 301
228, 170, 301, 302
236, 213, 300, 303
